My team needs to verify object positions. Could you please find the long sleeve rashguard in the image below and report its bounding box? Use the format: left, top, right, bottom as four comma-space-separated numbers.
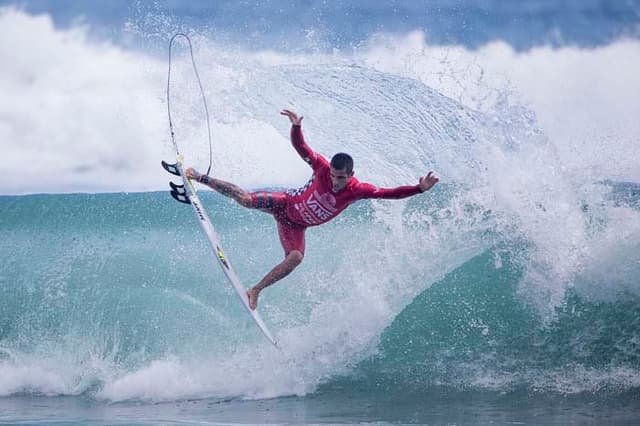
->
282, 125, 422, 227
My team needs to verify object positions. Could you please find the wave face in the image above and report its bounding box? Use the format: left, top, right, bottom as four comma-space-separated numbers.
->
333, 248, 640, 396
2, 183, 639, 401
1, 3, 640, 404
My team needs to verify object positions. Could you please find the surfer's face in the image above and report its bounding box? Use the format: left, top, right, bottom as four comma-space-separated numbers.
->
330, 167, 352, 191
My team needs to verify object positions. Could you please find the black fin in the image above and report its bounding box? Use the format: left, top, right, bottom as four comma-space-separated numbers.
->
170, 190, 191, 204
169, 181, 186, 195
161, 160, 181, 176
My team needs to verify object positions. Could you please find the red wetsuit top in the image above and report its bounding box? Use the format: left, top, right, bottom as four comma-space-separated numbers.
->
250, 124, 423, 254
283, 125, 422, 227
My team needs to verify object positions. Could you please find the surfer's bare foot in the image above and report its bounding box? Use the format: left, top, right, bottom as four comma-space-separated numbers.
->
247, 287, 260, 310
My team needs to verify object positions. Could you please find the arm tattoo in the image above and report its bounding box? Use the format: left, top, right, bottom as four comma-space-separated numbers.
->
212, 180, 243, 198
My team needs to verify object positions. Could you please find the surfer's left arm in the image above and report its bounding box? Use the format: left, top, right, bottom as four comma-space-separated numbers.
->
358, 172, 439, 199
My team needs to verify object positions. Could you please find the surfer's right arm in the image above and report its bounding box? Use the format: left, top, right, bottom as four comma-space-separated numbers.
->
280, 109, 327, 170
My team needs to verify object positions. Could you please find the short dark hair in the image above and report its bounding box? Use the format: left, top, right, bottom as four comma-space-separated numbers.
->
330, 153, 354, 173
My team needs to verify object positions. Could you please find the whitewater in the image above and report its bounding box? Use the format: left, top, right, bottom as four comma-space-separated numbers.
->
1, 3, 640, 424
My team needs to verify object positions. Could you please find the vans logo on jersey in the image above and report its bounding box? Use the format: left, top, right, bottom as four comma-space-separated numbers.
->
299, 190, 337, 222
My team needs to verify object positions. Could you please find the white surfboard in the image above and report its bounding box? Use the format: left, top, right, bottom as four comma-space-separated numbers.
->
162, 155, 277, 346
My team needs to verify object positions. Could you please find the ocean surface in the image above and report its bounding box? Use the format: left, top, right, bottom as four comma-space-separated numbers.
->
1, 0, 640, 424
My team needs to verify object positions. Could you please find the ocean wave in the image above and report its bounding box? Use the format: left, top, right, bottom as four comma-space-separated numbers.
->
2, 5, 639, 402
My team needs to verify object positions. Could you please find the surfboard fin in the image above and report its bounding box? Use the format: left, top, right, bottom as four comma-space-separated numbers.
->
170, 181, 186, 195
169, 181, 190, 204
161, 160, 181, 176
170, 189, 191, 204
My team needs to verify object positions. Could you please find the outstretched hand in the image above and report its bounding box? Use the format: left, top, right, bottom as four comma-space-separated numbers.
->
280, 109, 303, 125
419, 171, 439, 192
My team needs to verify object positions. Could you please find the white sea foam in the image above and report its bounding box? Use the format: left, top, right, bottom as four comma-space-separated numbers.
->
2, 8, 638, 195
357, 31, 640, 183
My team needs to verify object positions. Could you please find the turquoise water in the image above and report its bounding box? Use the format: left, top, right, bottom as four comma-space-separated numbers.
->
2, 183, 640, 423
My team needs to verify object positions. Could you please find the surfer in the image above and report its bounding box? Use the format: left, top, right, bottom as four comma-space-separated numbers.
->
186, 109, 439, 310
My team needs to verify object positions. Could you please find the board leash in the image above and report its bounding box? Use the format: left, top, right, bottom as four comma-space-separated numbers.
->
162, 34, 279, 347
167, 32, 214, 176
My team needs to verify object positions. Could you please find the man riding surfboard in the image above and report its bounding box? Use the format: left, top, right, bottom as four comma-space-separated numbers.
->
186, 109, 439, 309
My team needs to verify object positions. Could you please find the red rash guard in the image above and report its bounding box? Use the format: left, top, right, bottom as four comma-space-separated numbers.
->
282, 125, 422, 227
